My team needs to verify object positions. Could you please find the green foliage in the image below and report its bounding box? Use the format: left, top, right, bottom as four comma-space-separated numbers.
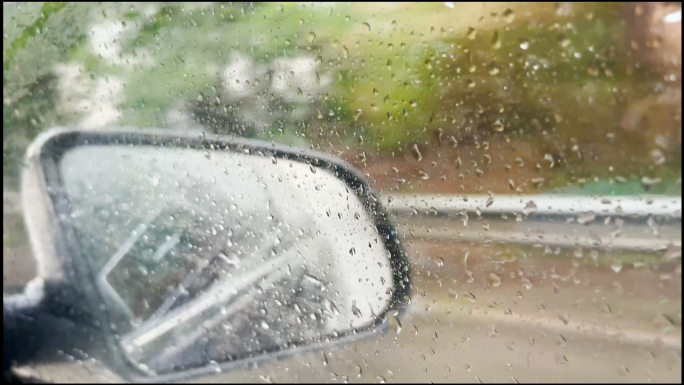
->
3, 2, 68, 70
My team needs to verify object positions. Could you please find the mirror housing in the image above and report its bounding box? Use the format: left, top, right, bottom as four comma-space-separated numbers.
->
17, 127, 411, 382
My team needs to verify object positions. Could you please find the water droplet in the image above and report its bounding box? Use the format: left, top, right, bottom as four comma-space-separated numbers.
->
519, 38, 530, 50
350, 247, 356, 255
354, 109, 363, 121
409, 99, 417, 107
651, 149, 666, 165
424, 59, 432, 70
488, 62, 500, 75
204, 151, 211, 159
554, 352, 569, 366
466, 27, 477, 40
523, 201, 537, 216
610, 259, 623, 274
386, 59, 392, 70
362, 22, 371, 32
449, 136, 458, 148
309, 164, 316, 174
351, 301, 362, 318
520, 277, 532, 290
531, 177, 545, 188
486, 196, 494, 207
492, 120, 504, 132
488, 272, 501, 287
577, 211, 596, 225
345, 15, 351, 22
308, 31, 317, 43
437, 257, 444, 267
464, 292, 476, 302
297, 87, 303, 96
502, 8, 515, 23
641, 176, 662, 188
411, 143, 423, 161
491, 30, 501, 49
558, 34, 570, 48
277, 4, 284, 13
418, 170, 429, 180
218, 252, 240, 267
388, 313, 402, 334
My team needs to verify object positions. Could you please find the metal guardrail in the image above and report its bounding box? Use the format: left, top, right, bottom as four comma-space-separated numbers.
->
383, 194, 682, 218
384, 194, 682, 252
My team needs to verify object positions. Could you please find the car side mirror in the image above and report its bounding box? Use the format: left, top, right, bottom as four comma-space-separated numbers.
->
17, 127, 411, 382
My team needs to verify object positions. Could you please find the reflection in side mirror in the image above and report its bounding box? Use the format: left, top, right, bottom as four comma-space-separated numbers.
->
21, 128, 411, 381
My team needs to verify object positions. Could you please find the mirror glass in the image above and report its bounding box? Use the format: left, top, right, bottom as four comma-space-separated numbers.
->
56, 143, 395, 374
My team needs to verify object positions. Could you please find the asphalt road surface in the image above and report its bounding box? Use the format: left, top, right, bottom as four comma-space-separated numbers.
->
11, 248, 681, 383
14, 299, 682, 383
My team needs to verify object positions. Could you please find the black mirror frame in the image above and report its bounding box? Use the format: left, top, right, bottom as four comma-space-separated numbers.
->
21, 127, 412, 383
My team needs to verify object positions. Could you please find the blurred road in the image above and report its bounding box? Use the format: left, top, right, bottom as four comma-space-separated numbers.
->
11, 237, 681, 383
17, 293, 682, 383
191, 235, 681, 383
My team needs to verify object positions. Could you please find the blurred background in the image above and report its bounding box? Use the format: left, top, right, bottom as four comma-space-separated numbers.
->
3, 2, 682, 194
3, 2, 682, 382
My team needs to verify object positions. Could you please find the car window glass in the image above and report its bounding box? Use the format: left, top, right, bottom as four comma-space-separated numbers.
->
3, 2, 681, 383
